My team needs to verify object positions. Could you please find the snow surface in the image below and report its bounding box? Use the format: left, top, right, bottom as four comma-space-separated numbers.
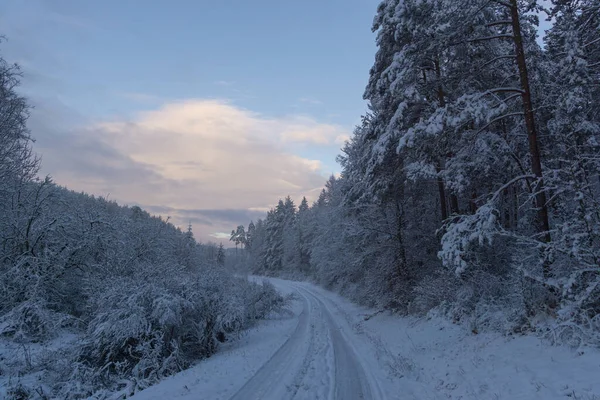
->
0, 332, 79, 398
130, 277, 600, 400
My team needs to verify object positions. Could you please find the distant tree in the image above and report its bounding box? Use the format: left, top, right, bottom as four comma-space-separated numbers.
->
264, 201, 285, 273
236, 225, 247, 248
216, 243, 225, 266
229, 225, 244, 251
246, 221, 256, 250
296, 197, 312, 274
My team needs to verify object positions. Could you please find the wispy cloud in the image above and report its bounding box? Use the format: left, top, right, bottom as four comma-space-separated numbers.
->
298, 97, 323, 106
116, 91, 163, 104
214, 80, 235, 86
278, 116, 347, 145
142, 206, 266, 227
210, 232, 231, 240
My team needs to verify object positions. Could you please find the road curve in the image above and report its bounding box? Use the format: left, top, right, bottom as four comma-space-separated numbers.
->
228, 282, 374, 400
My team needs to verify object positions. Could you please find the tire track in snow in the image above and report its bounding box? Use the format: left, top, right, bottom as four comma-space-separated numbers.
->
309, 284, 417, 383
295, 286, 375, 400
228, 293, 313, 400
288, 290, 333, 400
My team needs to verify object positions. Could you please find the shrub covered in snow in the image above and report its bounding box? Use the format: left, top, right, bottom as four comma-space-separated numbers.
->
49, 274, 283, 399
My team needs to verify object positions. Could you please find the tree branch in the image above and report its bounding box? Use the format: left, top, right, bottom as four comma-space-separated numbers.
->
478, 54, 516, 70
466, 34, 514, 43
583, 37, 600, 48
486, 87, 525, 95
475, 112, 525, 135
486, 20, 513, 27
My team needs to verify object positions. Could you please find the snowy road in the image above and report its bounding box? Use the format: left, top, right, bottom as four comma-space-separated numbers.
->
229, 283, 375, 400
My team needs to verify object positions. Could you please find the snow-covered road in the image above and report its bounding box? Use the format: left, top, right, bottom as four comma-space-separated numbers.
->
229, 282, 377, 400
131, 277, 600, 400
130, 278, 391, 400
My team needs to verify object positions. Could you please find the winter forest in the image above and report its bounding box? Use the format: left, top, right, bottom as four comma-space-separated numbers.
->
234, 0, 600, 345
1, 0, 600, 399
0, 39, 284, 398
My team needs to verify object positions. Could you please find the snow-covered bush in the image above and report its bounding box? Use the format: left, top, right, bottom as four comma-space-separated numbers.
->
243, 279, 287, 320
5, 379, 33, 400
43, 269, 283, 398
411, 270, 461, 315
79, 279, 185, 381
0, 300, 71, 343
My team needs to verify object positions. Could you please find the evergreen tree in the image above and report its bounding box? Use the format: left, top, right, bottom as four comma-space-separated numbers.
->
216, 243, 226, 266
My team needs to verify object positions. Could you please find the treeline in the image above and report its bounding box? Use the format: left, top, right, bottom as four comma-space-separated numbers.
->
235, 0, 600, 345
0, 51, 283, 398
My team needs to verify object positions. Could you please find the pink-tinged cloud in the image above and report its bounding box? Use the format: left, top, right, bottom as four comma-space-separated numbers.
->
32, 99, 346, 242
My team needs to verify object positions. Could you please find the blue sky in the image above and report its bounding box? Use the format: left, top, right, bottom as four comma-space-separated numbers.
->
1, 0, 377, 127
0, 0, 379, 242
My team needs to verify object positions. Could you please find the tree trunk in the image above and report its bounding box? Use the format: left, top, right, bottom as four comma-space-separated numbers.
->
469, 191, 478, 214
450, 194, 460, 215
395, 198, 409, 280
436, 162, 449, 221
433, 58, 454, 221
393, 162, 409, 281
509, 0, 552, 277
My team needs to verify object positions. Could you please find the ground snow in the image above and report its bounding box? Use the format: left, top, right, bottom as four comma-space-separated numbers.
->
129, 277, 600, 400
305, 283, 600, 400
0, 332, 79, 398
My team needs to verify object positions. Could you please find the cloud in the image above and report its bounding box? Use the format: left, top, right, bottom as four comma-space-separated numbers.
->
298, 97, 323, 106
335, 134, 350, 144
31, 99, 346, 242
214, 80, 235, 86
278, 116, 346, 145
210, 232, 231, 240
142, 206, 266, 228
116, 91, 163, 104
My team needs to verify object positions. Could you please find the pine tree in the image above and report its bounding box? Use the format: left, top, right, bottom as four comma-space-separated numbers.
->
264, 201, 286, 273
246, 221, 256, 250
537, 0, 600, 318
216, 243, 225, 266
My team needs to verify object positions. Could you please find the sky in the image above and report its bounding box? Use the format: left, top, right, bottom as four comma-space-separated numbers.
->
0, 0, 379, 243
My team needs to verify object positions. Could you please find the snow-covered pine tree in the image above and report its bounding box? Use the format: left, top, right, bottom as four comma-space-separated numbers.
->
264, 201, 286, 273
538, 0, 600, 342
296, 197, 313, 275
